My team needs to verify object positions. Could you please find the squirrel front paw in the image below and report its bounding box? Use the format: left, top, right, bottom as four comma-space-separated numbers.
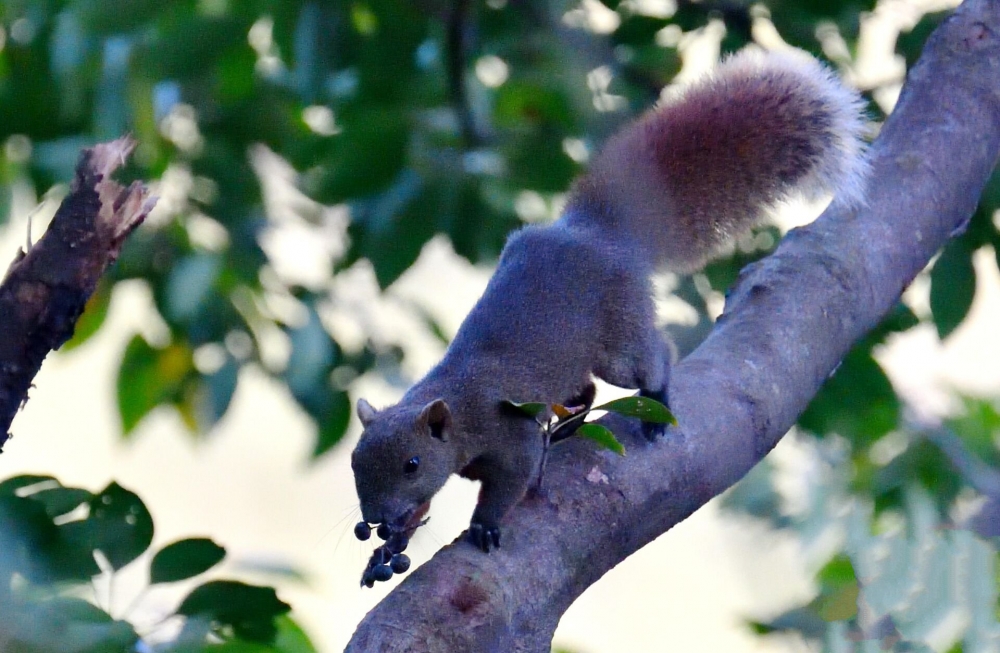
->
467, 521, 501, 553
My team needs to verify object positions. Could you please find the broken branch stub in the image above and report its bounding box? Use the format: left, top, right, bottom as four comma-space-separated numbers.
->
0, 135, 157, 450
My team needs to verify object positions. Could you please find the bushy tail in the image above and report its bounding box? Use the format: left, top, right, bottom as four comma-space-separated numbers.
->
563, 50, 869, 272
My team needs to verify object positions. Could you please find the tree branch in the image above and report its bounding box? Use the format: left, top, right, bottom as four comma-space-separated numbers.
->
446, 0, 481, 147
347, 1, 1000, 650
0, 136, 156, 451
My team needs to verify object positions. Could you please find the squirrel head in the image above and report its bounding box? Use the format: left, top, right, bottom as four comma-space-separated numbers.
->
351, 397, 457, 527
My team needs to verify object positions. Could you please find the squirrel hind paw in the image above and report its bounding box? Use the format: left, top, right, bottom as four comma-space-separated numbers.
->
642, 421, 668, 442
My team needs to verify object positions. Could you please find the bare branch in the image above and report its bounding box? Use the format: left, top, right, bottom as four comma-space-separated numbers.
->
0, 136, 157, 450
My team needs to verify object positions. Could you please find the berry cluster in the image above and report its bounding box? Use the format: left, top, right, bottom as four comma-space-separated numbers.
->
355, 521, 413, 588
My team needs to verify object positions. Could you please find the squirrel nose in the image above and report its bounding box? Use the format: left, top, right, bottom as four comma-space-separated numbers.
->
359, 506, 383, 525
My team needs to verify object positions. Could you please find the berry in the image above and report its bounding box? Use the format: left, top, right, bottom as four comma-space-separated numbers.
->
390, 553, 411, 574
386, 533, 408, 554
374, 546, 391, 565
372, 564, 393, 582
376, 523, 391, 540
354, 522, 371, 541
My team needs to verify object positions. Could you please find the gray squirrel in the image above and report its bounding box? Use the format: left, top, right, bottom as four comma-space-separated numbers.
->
351, 50, 869, 553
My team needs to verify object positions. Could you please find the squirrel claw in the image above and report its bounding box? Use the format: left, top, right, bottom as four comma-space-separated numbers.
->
467, 522, 501, 553
642, 421, 666, 442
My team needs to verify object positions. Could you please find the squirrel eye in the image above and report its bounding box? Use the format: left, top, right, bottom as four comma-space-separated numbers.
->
404, 456, 420, 474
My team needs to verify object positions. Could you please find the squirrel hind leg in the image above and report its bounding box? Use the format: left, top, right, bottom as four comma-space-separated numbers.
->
595, 328, 675, 442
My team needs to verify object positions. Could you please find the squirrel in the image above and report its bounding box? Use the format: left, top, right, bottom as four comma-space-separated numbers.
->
351, 50, 869, 553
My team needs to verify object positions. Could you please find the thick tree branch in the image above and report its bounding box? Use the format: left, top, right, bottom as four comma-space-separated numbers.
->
0, 136, 156, 451
347, 2, 1000, 651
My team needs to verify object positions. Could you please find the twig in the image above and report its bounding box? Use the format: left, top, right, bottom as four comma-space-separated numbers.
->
447, 0, 480, 147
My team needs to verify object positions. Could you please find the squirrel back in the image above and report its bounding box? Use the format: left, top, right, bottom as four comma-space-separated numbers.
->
564, 50, 869, 272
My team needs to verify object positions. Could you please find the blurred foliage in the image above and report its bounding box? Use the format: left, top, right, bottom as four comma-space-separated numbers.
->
8, 0, 952, 457
1, 0, 999, 651
726, 426, 1000, 652
0, 474, 315, 652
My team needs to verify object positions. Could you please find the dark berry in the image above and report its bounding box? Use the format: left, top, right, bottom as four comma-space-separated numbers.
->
386, 533, 408, 554
390, 553, 411, 574
376, 523, 391, 540
354, 522, 371, 541
363, 576, 375, 588
374, 546, 391, 565
372, 564, 393, 582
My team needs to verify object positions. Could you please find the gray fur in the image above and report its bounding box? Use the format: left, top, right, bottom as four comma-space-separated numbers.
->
351, 50, 869, 549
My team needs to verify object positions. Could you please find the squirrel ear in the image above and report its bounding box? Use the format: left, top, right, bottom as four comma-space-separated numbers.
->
419, 399, 452, 442
357, 398, 378, 427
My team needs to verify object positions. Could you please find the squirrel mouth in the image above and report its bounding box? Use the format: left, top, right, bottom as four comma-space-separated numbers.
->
392, 500, 430, 533
355, 501, 431, 545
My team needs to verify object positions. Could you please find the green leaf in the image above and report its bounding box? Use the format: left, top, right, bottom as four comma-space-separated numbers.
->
871, 440, 963, 517
594, 396, 676, 424
503, 400, 549, 419
818, 554, 857, 587
177, 580, 291, 643
135, 15, 250, 80
165, 254, 223, 323
798, 347, 899, 449
75, 0, 164, 35
930, 240, 976, 340
701, 226, 781, 292
286, 308, 335, 400
810, 555, 861, 621
0, 493, 59, 555
613, 14, 670, 45
860, 302, 919, 347
0, 474, 58, 497
86, 482, 155, 570
150, 537, 227, 584
495, 82, 575, 130
31, 487, 93, 518
62, 280, 112, 351
306, 107, 409, 204
346, 171, 441, 289
813, 581, 859, 622
37, 596, 114, 622
946, 398, 1000, 468
0, 492, 103, 583
750, 608, 828, 638
896, 11, 948, 68
506, 130, 579, 193
117, 335, 194, 435
191, 356, 241, 431
577, 423, 626, 456
2, 597, 139, 653
313, 390, 352, 458
274, 615, 320, 653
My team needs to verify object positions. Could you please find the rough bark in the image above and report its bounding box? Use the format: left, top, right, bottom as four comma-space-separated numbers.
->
0, 136, 156, 451
346, 1, 1000, 651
